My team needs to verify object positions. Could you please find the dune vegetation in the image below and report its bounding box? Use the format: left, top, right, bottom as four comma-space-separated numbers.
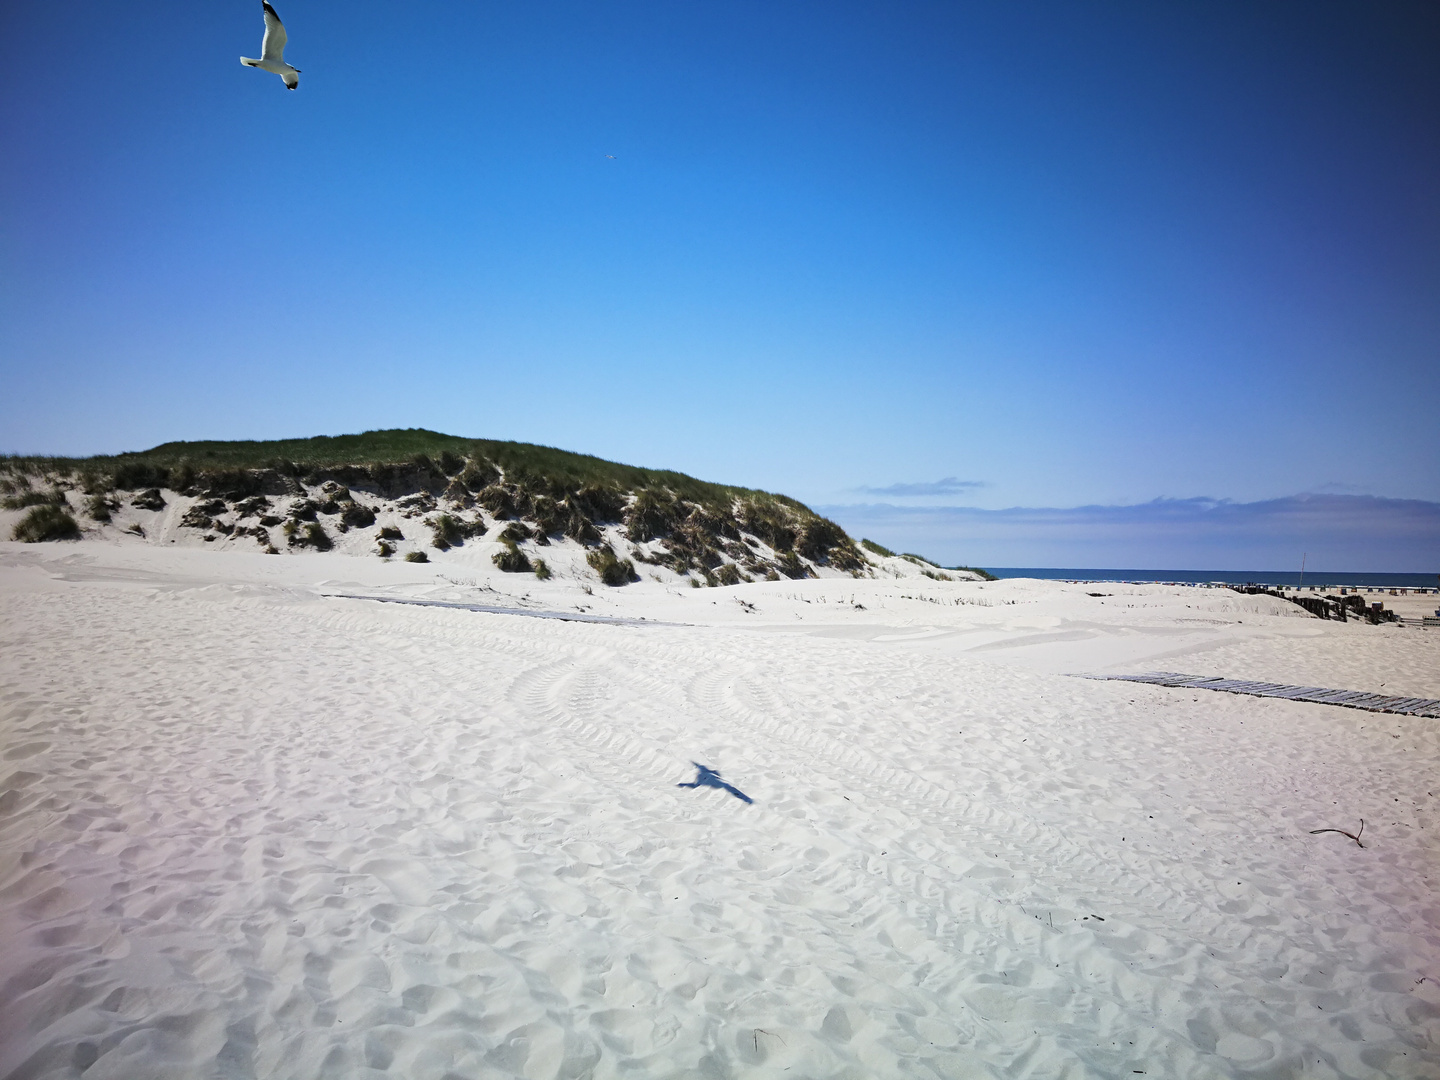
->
0, 429, 894, 585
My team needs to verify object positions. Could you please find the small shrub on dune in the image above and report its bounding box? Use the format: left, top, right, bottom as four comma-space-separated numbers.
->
796, 517, 848, 563
684, 503, 738, 543
528, 496, 562, 543
289, 522, 333, 551
564, 508, 601, 546
586, 544, 637, 586
954, 566, 998, 581
738, 500, 798, 553
498, 521, 533, 545
377, 540, 395, 558
571, 484, 627, 523
477, 484, 517, 520
429, 513, 465, 550
125, 523, 146, 538
828, 541, 867, 574
442, 478, 475, 507
1, 489, 65, 511
339, 501, 375, 528
404, 550, 428, 563
12, 505, 81, 542
533, 558, 551, 580
458, 460, 499, 492
112, 462, 169, 491
259, 514, 283, 527
626, 489, 681, 541
777, 550, 809, 579
396, 492, 437, 514
171, 462, 197, 494
376, 525, 403, 541
493, 542, 532, 573
131, 488, 167, 511
199, 469, 266, 501
85, 494, 116, 522
713, 563, 742, 587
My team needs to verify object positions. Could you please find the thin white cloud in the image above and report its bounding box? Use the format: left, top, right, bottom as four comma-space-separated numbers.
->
853, 477, 987, 497
818, 494, 1440, 571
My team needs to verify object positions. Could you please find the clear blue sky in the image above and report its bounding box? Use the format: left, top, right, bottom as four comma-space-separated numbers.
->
2, 2, 1436, 567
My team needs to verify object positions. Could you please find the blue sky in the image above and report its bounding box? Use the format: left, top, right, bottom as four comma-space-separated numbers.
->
2, 2, 1436, 568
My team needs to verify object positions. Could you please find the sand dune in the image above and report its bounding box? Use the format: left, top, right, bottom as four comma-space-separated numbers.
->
2, 544, 1437, 1078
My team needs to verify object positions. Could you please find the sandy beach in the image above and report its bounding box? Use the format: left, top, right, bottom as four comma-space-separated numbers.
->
2, 541, 1437, 1079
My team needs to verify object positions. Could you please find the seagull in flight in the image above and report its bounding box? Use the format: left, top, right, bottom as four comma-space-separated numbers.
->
241, 2, 301, 90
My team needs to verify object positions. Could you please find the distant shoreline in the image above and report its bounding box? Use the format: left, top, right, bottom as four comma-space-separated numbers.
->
985, 568, 1437, 589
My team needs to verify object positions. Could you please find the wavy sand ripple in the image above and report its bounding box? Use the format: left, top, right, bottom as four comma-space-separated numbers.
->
1, 560, 1437, 1078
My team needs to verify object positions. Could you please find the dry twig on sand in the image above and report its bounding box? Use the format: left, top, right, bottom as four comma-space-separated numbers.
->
753, 1029, 784, 1053
1310, 819, 1365, 848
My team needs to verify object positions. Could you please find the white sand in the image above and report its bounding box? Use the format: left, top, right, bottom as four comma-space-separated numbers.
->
2, 541, 1438, 1079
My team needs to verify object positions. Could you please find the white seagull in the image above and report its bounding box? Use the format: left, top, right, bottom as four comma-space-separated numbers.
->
240, 2, 300, 90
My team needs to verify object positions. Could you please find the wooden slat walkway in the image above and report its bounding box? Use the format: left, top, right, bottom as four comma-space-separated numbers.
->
1085, 672, 1440, 718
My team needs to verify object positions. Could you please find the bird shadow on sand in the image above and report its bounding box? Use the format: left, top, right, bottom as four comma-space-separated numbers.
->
677, 763, 753, 804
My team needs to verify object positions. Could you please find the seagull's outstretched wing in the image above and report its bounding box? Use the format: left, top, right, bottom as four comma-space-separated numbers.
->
260, 2, 288, 62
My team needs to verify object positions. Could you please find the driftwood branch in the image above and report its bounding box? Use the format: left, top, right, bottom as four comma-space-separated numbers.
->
1309, 819, 1365, 848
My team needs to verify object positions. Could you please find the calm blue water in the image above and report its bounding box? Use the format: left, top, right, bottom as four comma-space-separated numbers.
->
984, 568, 1439, 589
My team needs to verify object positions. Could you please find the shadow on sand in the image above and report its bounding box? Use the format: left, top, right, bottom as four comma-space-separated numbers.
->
677, 762, 753, 804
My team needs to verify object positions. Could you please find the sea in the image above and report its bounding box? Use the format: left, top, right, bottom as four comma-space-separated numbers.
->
983, 568, 1438, 590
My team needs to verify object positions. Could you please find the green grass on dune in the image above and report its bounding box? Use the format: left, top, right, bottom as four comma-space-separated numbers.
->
951, 565, 998, 580
1, 428, 810, 513
890, 548, 996, 580
1, 430, 960, 576
11, 504, 81, 542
